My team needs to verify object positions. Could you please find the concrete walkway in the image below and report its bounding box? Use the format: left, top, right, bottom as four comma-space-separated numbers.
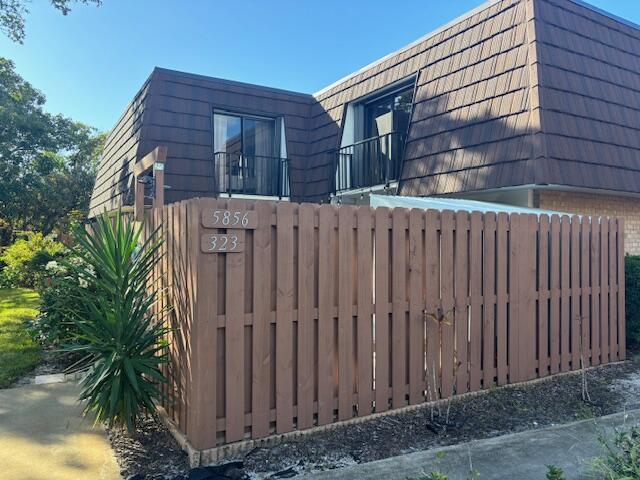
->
303, 409, 640, 480
0, 382, 121, 480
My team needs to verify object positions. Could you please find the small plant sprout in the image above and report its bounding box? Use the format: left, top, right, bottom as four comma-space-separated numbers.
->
545, 464, 566, 480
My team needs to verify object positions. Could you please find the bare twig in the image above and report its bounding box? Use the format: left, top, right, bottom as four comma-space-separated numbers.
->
578, 315, 591, 402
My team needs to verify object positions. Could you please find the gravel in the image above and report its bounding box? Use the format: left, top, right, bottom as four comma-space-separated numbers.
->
107, 353, 640, 479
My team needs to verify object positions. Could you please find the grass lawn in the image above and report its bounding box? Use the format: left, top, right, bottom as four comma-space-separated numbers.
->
0, 288, 41, 388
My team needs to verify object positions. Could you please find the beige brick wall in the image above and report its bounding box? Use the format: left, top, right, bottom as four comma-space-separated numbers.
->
538, 190, 640, 255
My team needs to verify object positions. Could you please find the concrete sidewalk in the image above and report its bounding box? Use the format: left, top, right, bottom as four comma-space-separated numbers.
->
0, 382, 121, 480
303, 409, 640, 480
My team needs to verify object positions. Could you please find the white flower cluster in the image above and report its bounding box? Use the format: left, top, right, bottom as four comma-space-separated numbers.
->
45, 261, 67, 274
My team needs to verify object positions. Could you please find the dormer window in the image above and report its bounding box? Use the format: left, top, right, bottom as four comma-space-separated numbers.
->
335, 80, 415, 194
213, 111, 289, 198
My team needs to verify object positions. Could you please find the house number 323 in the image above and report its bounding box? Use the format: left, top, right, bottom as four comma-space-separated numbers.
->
201, 233, 244, 253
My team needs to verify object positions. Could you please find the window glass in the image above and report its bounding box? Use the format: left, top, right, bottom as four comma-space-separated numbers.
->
363, 86, 413, 139
243, 118, 275, 157
213, 114, 242, 153
214, 113, 276, 157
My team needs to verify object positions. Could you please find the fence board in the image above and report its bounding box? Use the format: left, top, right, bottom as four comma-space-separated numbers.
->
455, 211, 469, 394
570, 216, 581, 371
275, 203, 294, 433
609, 219, 618, 362
496, 213, 508, 385
425, 210, 440, 400
338, 206, 354, 420
317, 205, 335, 424
538, 214, 550, 377
252, 201, 274, 438
297, 203, 315, 430
469, 212, 482, 391
356, 207, 374, 415
391, 208, 407, 408
581, 218, 591, 369
375, 207, 390, 412
560, 216, 571, 372
508, 214, 520, 383
408, 209, 424, 405
600, 219, 610, 364
190, 200, 218, 449
520, 215, 537, 381
440, 211, 455, 398
483, 212, 496, 388
590, 219, 601, 367
225, 200, 246, 443
549, 215, 561, 374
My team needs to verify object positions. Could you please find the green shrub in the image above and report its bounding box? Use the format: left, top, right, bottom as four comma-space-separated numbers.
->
61, 212, 168, 430
625, 255, 640, 349
0, 232, 65, 288
30, 258, 90, 350
590, 425, 640, 479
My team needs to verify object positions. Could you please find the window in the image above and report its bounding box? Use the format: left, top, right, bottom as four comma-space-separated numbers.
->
213, 112, 277, 158
362, 85, 413, 140
213, 111, 288, 197
335, 82, 415, 193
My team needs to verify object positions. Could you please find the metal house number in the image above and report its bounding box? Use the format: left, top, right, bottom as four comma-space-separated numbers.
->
202, 209, 257, 229
201, 232, 244, 253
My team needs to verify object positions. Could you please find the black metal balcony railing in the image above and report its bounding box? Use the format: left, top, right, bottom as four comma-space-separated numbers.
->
214, 152, 290, 198
333, 131, 407, 194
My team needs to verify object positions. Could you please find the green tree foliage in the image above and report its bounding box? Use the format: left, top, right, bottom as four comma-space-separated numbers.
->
0, 57, 106, 235
0, 0, 101, 43
0, 232, 65, 287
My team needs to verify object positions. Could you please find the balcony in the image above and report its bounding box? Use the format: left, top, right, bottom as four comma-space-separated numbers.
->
333, 132, 407, 194
214, 152, 290, 198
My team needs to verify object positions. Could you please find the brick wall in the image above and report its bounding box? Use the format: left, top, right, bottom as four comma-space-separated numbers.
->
537, 190, 640, 255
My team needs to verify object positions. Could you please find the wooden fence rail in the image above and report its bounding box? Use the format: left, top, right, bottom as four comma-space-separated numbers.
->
144, 198, 625, 451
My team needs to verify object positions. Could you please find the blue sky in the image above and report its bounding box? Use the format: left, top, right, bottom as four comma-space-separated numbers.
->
2, 0, 639, 132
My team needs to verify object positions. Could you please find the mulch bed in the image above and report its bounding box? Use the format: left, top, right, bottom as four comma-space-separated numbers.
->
108, 415, 190, 480
109, 354, 640, 479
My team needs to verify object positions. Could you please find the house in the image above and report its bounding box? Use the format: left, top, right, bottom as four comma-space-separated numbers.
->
90, 0, 640, 253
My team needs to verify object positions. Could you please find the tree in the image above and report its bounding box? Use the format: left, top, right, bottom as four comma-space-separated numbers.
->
0, 0, 101, 44
0, 57, 105, 235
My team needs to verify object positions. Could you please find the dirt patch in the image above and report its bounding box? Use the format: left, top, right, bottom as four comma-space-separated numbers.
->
109, 355, 640, 479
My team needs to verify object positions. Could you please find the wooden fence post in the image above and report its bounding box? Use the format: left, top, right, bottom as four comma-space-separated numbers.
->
132, 146, 167, 221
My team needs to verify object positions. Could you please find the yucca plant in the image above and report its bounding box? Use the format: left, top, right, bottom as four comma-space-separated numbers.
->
62, 212, 169, 431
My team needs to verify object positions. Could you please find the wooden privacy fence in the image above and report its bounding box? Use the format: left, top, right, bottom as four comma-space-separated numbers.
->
144, 198, 625, 451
